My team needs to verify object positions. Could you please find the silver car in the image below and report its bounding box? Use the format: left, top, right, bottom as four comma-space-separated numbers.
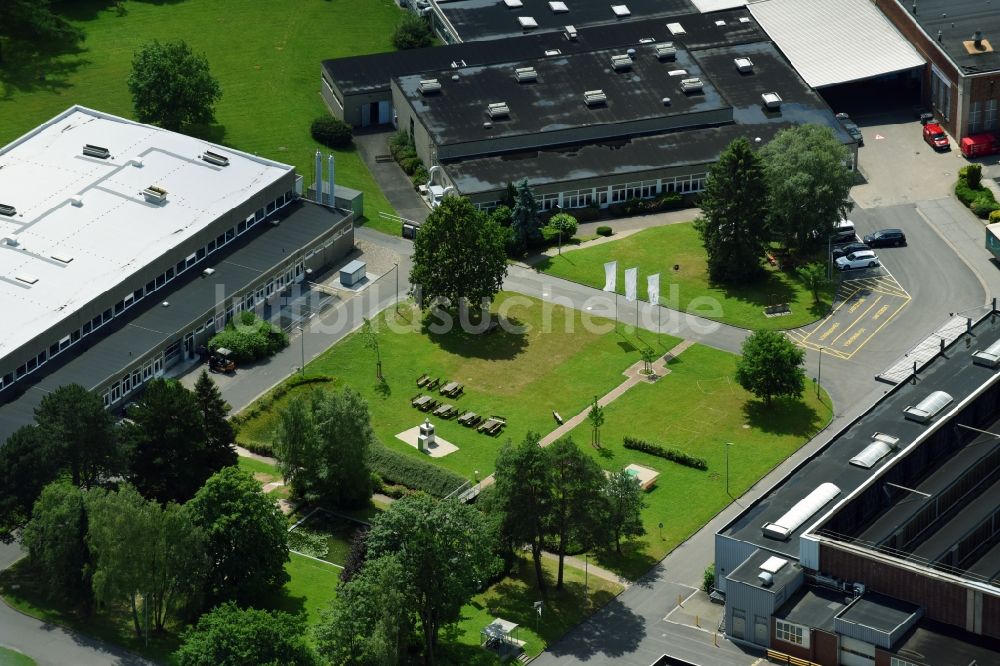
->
835, 249, 879, 271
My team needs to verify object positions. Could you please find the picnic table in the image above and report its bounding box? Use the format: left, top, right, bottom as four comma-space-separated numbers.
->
478, 416, 506, 436
417, 373, 430, 387
412, 395, 432, 409
440, 381, 464, 397
433, 404, 456, 418
458, 411, 480, 426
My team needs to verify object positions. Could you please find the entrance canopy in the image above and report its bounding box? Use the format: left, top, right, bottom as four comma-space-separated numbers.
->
749, 0, 925, 88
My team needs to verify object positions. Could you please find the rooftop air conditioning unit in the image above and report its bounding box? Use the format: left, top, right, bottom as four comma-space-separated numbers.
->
142, 186, 168, 204
903, 390, 953, 423
487, 102, 510, 119
680, 77, 704, 93
654, 42, 677, 60
83, 144, 110, 159
564, 24, 578, 40
757, 571, 773, 587
611, 54, 633, 71
515, 66, 538, 83
735, 57, 754, 73
0, 204, 16, 217
418, 78, 442, 94
584, 89, 607, 106
762, 92, 782, 109
202, 150, 230, 167
639, 37, 655, 44
667, 22, 686, 35
972, 337, 1000, 367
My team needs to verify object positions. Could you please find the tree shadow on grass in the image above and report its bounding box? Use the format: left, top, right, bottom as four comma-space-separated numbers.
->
743, 396, 822, 437
592, 541, 658, 583
422, 313, 528, 361
185, 122, 227, 145
714, 270, 799, 308
0, 49, 89, 99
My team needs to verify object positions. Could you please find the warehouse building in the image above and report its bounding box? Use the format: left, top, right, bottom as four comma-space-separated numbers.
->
0, 107, 357, 442
715, 311, 1000, 665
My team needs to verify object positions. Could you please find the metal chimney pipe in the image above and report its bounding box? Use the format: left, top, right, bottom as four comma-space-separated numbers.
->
974, 31, 984, 48
327, 154, 335, 207
314, 150, 322, 203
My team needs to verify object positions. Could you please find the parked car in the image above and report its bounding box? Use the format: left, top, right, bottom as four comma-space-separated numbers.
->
835, 113, 864, 146
832, 241, 870, 259
835, 249, 879, 271
832, 218, 857, 243
864, 228, 907, 248
923, 123, 951, 151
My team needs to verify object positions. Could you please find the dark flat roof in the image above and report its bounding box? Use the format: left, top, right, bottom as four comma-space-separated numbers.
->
967, 541, 1000, 583
323, 9, 766, 96
727, 549, 801, 589
894, 619, 1000, 666
0, 200, 347, 444
836, 593, 921, 635
894, 0, 1000, 74
719, 312, 1000, 559
439, 0, 695, 42
776, 587, 847, 633
909, 477, 1000, 565
397, 44, 728, 147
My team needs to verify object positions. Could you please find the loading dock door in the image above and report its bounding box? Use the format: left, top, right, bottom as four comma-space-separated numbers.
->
754, 617, 769, 646
840, 636, 875, 666
378, 101, 391, 125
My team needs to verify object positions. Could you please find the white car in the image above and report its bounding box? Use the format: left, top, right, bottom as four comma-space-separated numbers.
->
835, 249, 879, 271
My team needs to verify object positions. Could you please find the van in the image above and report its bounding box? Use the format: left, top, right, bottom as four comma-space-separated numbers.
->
832, 218, 856, 243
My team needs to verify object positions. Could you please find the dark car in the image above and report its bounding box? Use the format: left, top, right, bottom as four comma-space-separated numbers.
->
864, 228, 907, 247
832, 241, 869, 259
835, 113, 864, 146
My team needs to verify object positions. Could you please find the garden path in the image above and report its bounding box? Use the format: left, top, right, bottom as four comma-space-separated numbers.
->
539, 551, 631, 588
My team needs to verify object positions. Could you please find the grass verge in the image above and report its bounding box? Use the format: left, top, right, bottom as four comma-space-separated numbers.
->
0, 646, 37, 666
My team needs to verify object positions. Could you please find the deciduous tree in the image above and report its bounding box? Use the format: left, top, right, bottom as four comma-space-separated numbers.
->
176, 602, 317, 666
22, 481, 91, 608
35, 383, 118, 489
603, 470, 646, 554
127, 40, 222, 131
735, 330, 806, 405
546, 438, 606, 589
797, 262, 829, 305
0, 0, 84, 63
0, 426, 60, 541
392, 13, 433, 50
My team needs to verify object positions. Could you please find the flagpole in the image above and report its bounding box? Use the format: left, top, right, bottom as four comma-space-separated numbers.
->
615, 292, 618, 327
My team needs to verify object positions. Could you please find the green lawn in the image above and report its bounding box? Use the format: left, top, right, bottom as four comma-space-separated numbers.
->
567, 343, 832, 578
264, 552, 341, 630
236, 294, 682, 479
441, 555, 623, 665
0, 0, 400, 225
535, 224, 834, 330
0, 647, 37, 666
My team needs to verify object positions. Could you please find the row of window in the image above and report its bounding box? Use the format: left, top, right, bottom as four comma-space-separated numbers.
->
968, 98, 999, 135
476, 174, 708, 213
774, 620, 809, 648
0, 190, 294, 393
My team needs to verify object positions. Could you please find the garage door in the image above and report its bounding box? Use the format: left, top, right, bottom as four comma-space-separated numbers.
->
840, 636, 875, 666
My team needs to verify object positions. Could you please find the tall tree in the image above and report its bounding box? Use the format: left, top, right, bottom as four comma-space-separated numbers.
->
35, 383, 118, 489
176, 602, 317, 666
315, 555, 409, 666
186, 466, 289, 604
0, 426, 60, 540
0, 0, 84, 64
366, 494, 499, 664
22, 481, 91, 608
735, 330, 806, 405
604, 470, 646, 554
694, 137, 769, 283
797, 262, 829, 305
760, 125, 855, 251
510, 179, 543, 255
127, 40, 222, 131
493, 433, 552, 591
409, 196, 508, 309
392, 13, 433, 50
192, 371, 237, 470
546, 438, 606, 589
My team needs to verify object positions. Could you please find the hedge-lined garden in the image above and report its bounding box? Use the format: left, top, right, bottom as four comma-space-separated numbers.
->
956, 164, 1000, 219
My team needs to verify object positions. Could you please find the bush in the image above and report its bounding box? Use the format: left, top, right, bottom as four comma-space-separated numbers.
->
367, 444, 467, 497
209, 312, 288, 364
310, 116, 353, 149
990, 209, 1000, 223
955, 170, 999, 219
411, 166, 429, 188
622, 436, 708, 470
547, 212, 578, 237
400, 156, 422, 176
574, 205, 603, 223
392, 13, 433, 50
703, 563, 715, 594
596, 226, 613, 237
966, 163, 983, 189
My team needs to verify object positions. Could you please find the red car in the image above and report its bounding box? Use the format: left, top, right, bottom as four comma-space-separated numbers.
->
923, 123, 950, 151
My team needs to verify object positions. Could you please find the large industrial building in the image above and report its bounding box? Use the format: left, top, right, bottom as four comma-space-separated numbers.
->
715, 312, 1000, 665
0, 107, 357, 442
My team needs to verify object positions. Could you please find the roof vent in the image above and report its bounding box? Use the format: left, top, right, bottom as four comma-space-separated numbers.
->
972, 338, 1000, 367
15, 274, 38, 285
762, 92, 782, 109
611, 4, 630, 17
519, 16, 538, 29
680, 77, 704, 93
202, 267, 216, 277
611, 54, 633, 71
564, 24, 578, 40
667, 22, 686, 35
668, 69, 688, 77
69, 195, 83, 207
735, 57, 754, 73
762, 482, 840, 540
549, 1, 568, 13
487, 102, 510, 119
544, 49, 562, 56
483, 121, 493, 129
639, 37, 655, 44
142, 186, 168, 204
419, 78, 442, 94
584, 89, 607, 106
83, 144, 110, 159
904, 390, 953, 423
850, 433, 899, 468
502, 0, 522, 7
202, 150, 230, 167
0, 204, 16, 217
662, 97, 671, 106
738, 16, 751, 23
450, 59, 467, 68
451, 74, 460, 81
757, 571, 773, 587
2, 236, 19, 247
761, 556, 788, 573
515, 66, 538, 82
715, 20, 726, 27
654, 42, 677, 60
50, 254, 74, 264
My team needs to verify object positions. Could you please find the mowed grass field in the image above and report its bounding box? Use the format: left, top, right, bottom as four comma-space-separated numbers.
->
535, 224, 835, 330
0, 0, 400, 225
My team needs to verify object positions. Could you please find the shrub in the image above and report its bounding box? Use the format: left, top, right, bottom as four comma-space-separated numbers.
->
209, 313, 288, 364
400, 156, 422, 176
310, 116, 353, 149
990, 209, 1000, 223
596, 225, 613, 237
622, 435, 708, 470
392, 13, 433, 50
547, 212, 578, 237
574, 205, 603, 222
703, 563, 715, 594
955, 170, 999, 219
966, 163, 983, 189
411, 165, 429, 187
367, 444, 467, 497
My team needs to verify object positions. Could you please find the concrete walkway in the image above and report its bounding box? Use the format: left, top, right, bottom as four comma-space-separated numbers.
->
352, 129, 429, 224
539, 551, 631, 588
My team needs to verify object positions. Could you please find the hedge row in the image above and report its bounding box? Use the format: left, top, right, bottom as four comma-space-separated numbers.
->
367, 444, 468, 498
230, 375, 336, 428
622, 435, 708, 471
956, 165, 1000, 219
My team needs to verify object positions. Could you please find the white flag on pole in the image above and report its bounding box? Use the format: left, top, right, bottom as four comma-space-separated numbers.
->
648, 273, 660, 305
625, 267, 638, 302
603, 261, 617, 292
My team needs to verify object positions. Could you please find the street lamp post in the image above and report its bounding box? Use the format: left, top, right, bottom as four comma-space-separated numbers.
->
725, 442, 733, 498
296, 325, 305, 377
394, 262, 399, 313
817, 347, 824, 397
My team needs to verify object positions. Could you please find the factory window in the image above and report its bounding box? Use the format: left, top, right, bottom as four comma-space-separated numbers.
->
986, 99, 998, 131
931, 66, 951, 120
775, 620, 808, 648
890, 658, 919, 666
610, 184, 627, 203
969, 101, 984, 135
238, 220, 248, 235
539, 193, 559, 211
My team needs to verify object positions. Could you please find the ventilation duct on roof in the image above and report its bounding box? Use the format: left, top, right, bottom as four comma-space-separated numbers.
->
762, 92, 782, 109
972, 338, 1000, 367
418, 79, 442, 94
850, 433, 898, 469
202, 151, 230, 167
514, 67, 538, 83
518, 16, 538, 29
904, 390, 953, 423
15, 274, 38, 285
2, 237, 18, 247
564, 24, 577, 40
143, 186, 168, 204
50, 254, 74, 264
757, 571, 773, 587
735, 57, 754, 73
0, 204, 16, 217
654, 42, 677, 60
584, 89, 607, 106
680, 77, 704, 93
611, 54, 633, 71
487, 102, 510, 119
762, 483, 840, 540
83, 144, 110, 159
69, 195, 83, 207
667, 22, 686, 35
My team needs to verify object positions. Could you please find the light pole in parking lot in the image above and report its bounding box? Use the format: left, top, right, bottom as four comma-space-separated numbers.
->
817, 347, 824, 398
827, 235, 833, 280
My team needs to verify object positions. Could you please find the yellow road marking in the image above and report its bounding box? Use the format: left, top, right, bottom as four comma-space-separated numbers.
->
842, 327, 866, 347
831, 295, 883, 345
871, 304, 890, 320
817, 322, 840, 342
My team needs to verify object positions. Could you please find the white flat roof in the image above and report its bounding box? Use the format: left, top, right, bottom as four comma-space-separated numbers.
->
690, 0, 747, 12
749, 0, 925, 88
0, 106, 292, 363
